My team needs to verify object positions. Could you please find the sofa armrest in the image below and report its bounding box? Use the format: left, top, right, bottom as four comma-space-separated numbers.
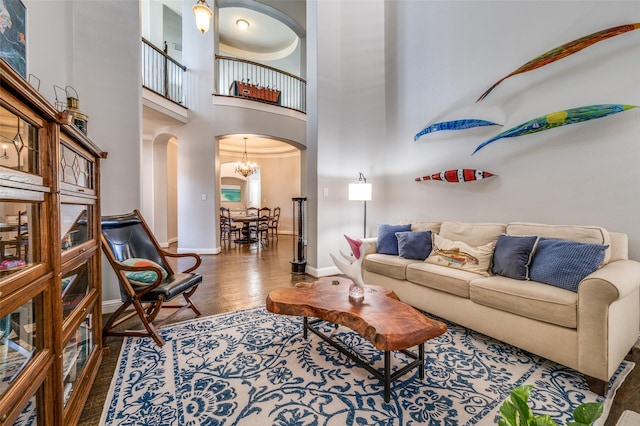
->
577, 259, 640, 381
362, 237, 378, 255
580, 259, 640, 301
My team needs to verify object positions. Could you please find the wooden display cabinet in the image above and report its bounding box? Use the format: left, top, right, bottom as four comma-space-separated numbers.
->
0, 59, 105, 425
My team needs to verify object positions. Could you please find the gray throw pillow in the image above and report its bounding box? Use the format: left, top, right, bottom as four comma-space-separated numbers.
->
491, 234, 539, 280
396, 231, 433, 260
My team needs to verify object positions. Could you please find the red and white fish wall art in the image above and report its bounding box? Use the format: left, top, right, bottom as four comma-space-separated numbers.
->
415, 169, 497, 183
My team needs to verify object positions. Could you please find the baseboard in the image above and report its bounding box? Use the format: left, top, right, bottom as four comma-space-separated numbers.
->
305, 265, 340, 278
102, 298, 125, 314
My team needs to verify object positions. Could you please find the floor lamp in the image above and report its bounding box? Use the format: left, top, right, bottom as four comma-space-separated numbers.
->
348, 173, 372, 238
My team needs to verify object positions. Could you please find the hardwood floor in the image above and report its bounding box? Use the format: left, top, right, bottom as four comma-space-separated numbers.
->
78, 235, 639, 425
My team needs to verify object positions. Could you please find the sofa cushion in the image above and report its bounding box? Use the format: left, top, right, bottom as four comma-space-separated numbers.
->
363, 253, 421, 280
439, 221, 505, 247
528, 238, 608, 292
377, 224, 412, 255
426, 234, 495, 276
399, 220, 441, 234
491, 234, 539, 280
396, 230, 432, 260
406, 262, 482, 298
469, 276, 578, 328
506, 222, 611, 265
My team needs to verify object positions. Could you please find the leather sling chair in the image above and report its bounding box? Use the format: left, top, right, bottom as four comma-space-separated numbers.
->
100, 210, 202, 345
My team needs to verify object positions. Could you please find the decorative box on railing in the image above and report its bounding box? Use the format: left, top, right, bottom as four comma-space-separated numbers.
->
230, 81, 281, 105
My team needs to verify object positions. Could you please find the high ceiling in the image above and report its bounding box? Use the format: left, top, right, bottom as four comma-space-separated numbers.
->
150, 1, 303, 155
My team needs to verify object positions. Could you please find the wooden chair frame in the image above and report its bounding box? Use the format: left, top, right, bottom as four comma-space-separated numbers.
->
220, 207, 240, 247
101, 209, 202, 345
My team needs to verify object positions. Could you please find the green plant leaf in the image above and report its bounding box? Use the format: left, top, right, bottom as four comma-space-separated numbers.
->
512, 392, 534, 421
572, 402, 604, 424
534, 415, 558, 426
511, 385, 533, 402
499, 401, 519, 426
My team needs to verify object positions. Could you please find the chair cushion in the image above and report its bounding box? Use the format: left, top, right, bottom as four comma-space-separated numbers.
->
138, 273, 203, 302
123, 258, 168, 283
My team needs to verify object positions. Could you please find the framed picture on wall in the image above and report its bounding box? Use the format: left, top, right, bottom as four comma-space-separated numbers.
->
0, 0, 26, 77
221, 185, 242, 202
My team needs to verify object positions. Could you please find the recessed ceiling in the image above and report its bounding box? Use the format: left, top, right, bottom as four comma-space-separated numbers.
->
219, 136, 298, 155
218, 7, 298, 58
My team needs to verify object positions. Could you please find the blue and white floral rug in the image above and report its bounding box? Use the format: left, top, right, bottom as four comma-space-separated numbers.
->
101, 307, 632, 425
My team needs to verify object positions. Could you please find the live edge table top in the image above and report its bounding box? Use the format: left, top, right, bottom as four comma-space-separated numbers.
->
265, 277, 447, 352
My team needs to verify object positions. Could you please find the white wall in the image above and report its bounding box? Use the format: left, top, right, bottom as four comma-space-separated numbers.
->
27, 0, 142, 302
309, 1, 640, 276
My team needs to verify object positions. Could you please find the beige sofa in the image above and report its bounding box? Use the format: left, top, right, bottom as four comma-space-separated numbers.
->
361, 220, 640, 395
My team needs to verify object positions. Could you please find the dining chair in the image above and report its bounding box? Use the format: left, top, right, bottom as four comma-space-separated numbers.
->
251, 207, 271, 246
268, 206, 281, 239
220, 207, 240, 247
101, 209, 202, 346
0, 210, 29, 261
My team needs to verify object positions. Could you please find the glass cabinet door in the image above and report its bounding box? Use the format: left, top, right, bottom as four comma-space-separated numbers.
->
62, 313, 94, 407
61, 263, 91, 321
60, 203, 92, 254
0, 299, 36, 398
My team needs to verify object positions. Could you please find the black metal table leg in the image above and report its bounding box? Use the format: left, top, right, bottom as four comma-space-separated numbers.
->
303, 317, 308, 339
419, 343, 425, 379
384, 351, 391, 403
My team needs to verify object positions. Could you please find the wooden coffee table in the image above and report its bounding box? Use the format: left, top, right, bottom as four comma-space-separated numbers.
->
265, 277, 447, 402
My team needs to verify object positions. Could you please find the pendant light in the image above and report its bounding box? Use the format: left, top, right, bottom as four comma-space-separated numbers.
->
193, 0, 213, 34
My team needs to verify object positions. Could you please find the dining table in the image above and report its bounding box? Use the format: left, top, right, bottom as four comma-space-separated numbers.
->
229, 213, 258, 244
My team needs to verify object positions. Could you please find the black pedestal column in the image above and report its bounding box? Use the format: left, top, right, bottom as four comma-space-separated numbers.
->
291, 197, 307, 274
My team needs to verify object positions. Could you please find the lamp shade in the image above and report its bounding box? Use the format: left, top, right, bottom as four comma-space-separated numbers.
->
193, 1, 213, 33
348, 182, 372, 201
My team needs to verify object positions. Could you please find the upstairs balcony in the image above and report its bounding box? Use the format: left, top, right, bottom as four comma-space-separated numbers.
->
141, 39, 306, 115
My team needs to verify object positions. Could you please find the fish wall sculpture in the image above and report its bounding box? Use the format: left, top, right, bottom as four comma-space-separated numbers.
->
414, 119, 502, 141
472, 104, 638, 155
477, 22, 640, 102
415, 169, 496, 183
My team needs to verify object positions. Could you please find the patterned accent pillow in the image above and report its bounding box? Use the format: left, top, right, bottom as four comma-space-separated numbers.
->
426, 234, 495, 276
396, 231, 432, 260
377, 224, 411, 255
122, 258, 168, 284
529, 238, 608, 292
491, 234, 539, 280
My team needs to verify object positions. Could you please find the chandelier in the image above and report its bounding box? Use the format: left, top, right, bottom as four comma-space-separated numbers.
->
235, 137, 257, 178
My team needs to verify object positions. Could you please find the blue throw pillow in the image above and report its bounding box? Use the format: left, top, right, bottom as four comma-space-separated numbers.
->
529, 238, 608, 292
396, 231, 432, 260
491, 234, 539, 280
377, 224, 411, 255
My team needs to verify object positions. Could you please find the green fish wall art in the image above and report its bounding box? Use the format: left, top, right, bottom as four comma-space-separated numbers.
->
471, 104, 638, 155
477, 22, 640, 102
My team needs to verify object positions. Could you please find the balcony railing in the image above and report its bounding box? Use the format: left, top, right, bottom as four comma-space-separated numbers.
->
216, 55, 306, 114
142, 38, 186, 105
